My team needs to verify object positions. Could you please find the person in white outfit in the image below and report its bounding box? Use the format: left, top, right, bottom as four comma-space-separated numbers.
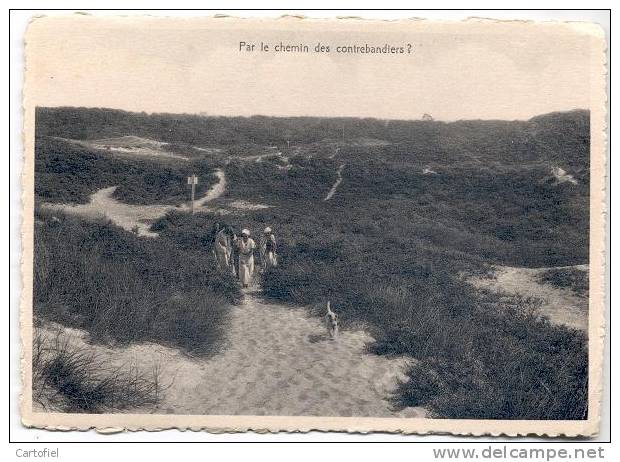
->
213, 225, 232, 271
235, 228, 256, 288
260, 227, 278, 272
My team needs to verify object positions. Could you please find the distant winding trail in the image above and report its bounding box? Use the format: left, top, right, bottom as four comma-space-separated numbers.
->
43, 169, 226, 237
328, 147, 340, 159
191, 169, 227, 207
324, 164, 345, 201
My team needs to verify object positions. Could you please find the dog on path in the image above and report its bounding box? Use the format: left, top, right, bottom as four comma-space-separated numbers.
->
325, 301, 339, 340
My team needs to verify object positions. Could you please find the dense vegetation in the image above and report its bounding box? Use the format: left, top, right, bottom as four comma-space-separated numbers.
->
33, 327, 161, 413
539, 267, 589, 297
34, 209, 239, 354
35, 107, 589, 175
224, 155, 588, 268
34, 106, 590, 419
35, 137, 218, 205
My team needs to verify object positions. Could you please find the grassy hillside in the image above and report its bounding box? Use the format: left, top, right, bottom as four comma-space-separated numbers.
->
36, 106, 589, 267
36, 107, 589, 168
225, 156, 587, 268
34, 209, 240, 354
34, 106, 590, 419
35, 136, 219, 205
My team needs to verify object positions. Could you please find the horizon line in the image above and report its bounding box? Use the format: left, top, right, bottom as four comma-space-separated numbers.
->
35, 105, 590, 124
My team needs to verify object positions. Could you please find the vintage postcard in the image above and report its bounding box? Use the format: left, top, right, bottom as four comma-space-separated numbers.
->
20, 14, 607, 436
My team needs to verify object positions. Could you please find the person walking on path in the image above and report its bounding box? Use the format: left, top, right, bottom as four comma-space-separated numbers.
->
260, 227, 278, 272
235, 228, 256, 288
213, 223, 232, 272
226, 226, 238, 276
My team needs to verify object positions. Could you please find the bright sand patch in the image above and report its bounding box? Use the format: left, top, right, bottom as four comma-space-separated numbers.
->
61, 136, 190, 161
228, 200, 271, 211
149, 293, 424, 417
42, 169, 226, 237
39, 293, 425, 418
324, 164, 345, 201
471, 265, 588, 331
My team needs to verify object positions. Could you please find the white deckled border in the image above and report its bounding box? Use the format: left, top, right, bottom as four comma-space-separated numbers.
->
19, 14, 608, 437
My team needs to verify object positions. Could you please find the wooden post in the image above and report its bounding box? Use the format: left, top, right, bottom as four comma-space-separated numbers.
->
187, 174, 198, 215
191, 180, 195, 215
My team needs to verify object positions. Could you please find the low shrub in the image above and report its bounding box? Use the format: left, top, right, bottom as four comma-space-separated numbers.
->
32, 328, 161, 413
393, 298, 588, 420
538, 267, 589, 297
35, 136, 219, 205
34, 209, 239, 354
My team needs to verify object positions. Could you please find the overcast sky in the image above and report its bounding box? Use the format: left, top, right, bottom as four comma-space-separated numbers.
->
26, 16, 600, 121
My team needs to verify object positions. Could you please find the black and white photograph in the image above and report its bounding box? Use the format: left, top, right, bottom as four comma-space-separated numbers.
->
19, 14, 607, 436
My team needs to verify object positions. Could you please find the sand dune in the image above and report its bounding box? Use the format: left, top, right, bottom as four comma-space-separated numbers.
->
145, 292, 424, 417
42, 169, 226, 237
471, 265, 588, 331
60, 136, 190, 161
39, 292, 425, 418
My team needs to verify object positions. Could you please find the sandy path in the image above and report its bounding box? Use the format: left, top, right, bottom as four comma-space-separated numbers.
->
42, 291, 425, 417
192, 169, 227, 207
471, 265, 588, 331
324, 164, 345, 201
42, 169, 226, 237
145, 291, 425, 417
328, 147, 340, 159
